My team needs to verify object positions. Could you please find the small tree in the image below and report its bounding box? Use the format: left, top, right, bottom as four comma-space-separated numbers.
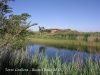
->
38, 26, 45, 35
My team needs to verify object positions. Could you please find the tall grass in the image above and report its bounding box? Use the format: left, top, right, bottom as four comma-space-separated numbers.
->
29, 31, 100, 42
28, 38, 100, 53
0, 49, 100, 75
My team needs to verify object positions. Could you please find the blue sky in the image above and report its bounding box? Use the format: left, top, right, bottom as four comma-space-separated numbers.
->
8, 0, 100, 32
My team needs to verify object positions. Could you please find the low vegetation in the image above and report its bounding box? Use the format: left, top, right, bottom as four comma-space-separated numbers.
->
30, 29, 100, 43
28, 38, 100, 52
28, 30, 100, 53
0, 50, 100, 75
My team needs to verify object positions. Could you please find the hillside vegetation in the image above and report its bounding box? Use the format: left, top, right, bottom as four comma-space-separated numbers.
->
28, 29, 100, 53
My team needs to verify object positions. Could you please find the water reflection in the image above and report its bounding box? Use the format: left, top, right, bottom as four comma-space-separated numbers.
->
27, 44, 100, 63
39, 46, 46, 53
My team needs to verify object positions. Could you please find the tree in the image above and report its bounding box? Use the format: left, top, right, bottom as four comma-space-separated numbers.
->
38, 26, 45, 35
0, 0, 38, 50
0, 13, 38, 49
0, 0, 13, 27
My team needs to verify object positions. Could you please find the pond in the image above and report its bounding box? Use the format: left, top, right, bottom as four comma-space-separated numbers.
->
27, 44, 100, 63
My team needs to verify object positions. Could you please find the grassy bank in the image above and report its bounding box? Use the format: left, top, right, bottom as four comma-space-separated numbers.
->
0, 50, 100, 75
27, 31, 100, 53
28, 38, 100, 53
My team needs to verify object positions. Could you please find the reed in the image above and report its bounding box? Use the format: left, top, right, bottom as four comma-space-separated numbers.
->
28, 38, 100, 53
0, 50, 100, 75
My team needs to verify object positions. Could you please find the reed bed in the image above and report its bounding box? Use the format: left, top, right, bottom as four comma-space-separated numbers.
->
0, 49, 100, 75
28, 38, 100, 53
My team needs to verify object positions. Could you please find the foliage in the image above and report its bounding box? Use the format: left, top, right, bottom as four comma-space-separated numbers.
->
28, 38, 100, 53
41, 29, 51, 33
32, 30, 100, 42
0, 50, 100, 75
0, 0, 38, 50
95, 37, 99, 43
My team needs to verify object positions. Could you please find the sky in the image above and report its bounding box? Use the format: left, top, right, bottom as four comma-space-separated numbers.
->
8, 0, 100, 32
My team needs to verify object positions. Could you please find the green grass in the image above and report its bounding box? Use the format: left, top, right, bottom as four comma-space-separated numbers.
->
27, 32, 100, 53
0, 49, 100, 75
28, 38, 100, 53
28, 32, 100, 42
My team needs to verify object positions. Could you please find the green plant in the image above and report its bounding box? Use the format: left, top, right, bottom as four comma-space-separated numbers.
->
0, 50, 100, 75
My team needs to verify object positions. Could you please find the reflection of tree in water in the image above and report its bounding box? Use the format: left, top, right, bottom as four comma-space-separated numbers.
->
38, 46, 46, 60
39, 46, 46, 53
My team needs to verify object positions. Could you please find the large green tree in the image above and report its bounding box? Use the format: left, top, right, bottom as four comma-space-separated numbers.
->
0, 0, 38, 50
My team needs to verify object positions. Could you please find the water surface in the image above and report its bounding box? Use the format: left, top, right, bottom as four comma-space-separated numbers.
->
27, 44, 100, 63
